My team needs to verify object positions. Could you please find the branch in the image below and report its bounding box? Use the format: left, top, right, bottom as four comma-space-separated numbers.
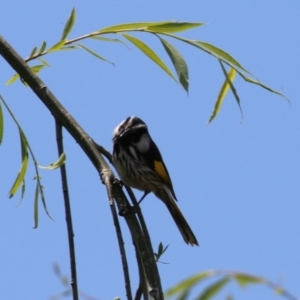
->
0, 35, 163, 300
55, 121, 79, 300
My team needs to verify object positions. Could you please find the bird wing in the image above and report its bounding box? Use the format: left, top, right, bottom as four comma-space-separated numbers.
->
141, 138, 177, 201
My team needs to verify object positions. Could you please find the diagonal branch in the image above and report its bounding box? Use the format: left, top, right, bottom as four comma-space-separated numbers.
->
0, 35, 163, 300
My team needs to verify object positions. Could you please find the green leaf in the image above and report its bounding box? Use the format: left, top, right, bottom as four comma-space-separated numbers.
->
47, 40, 66, 53
9, 130, 29, 198
156, 32, 250, 74
60, 45, 79, 51
237, 71, 289, 101
233, 273, 264, 287
122, 34, 177, 82
39, 153, 66, 170
197, 277, 230, 300
16, 179, 26, 207
33, 174, 52, 222
18, 65, 46, 86
38, 180, 52, 221
5, 64, 46, 85
31, 65, 46, 74
158, 242, 163, 254
219, 60, 243, 121
38, 41, 47, 54
154, 242, 169, 261
165, 271, 214, 297
196, 41, 250, 74
0, 102, 3, 144
29, 46, 37, 58
75, 43, 114, 65
147, 22, 204, 33
98, 21, 172, 33
207, 66, 236, 124
160, 37, 189, 92
19, 130, 27, 158
61, 7, 76, 40
21, 180, 26, 199
90, 36, 128, 47
5, 73, 20, 85
177, 290, 190, 300
38, 58, 51, 67
98, 21, 204, 34
33, 180, 39, 228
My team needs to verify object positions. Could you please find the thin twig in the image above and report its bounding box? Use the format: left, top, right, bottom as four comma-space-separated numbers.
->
55, 121, 79, 300
103, 171, 133, 300
93, 140, 113, 164
111, 201, 133, 300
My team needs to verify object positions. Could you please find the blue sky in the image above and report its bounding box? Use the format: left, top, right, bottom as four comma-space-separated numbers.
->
0, 1, 299, 300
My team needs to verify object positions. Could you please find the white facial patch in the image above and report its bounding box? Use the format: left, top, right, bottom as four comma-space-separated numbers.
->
135, 133, 150, 152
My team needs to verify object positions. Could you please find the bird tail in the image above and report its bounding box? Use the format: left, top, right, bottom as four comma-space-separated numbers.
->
165, 200, 199, 246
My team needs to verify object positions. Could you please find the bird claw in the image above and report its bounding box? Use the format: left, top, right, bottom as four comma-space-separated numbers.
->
114, 178, 124, 187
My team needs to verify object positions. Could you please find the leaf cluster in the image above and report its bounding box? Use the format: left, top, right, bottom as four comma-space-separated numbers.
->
166, 270, 297, 300
6, 8, 287, 124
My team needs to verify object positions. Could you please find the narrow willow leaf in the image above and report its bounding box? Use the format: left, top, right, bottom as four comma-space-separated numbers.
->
165, 271, 214, 297
38, 41, 47, 54
38, 58, 51, 67
39, 181, 53, 220
61, 7, 76, 40
39, 153, 66, 170
177, 290, 190, 300
60, 45, 79, 51
158, 242, 163, 255
31, 65, 46, 74
160, 38, 189, 92
147, 22, 204, 33
21, 180, 26, 199
33, 181, 39, 228
29, 46, 37, 58
156, 32, 250, 75
196, 41, 250, 74
47, 40, 66, 53
0, 102, 3, 144
198, 277, 230, 300
5, 73, 20, 85
233, 273, 264, 287
76, 43, 114, 65
90, 36, 128, 47
122, 34, 177, 82
19, 130, 27, 158
207, 66, 236, 124
16, 180, 26, 207
219, 61, 243, 120
98, 21, 171, 33
238, 71, 289, 101
17, 65, 46, 87
9, 131, 29, 198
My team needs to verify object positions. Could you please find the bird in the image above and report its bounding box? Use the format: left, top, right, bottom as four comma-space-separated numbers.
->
112, 116, 198, 246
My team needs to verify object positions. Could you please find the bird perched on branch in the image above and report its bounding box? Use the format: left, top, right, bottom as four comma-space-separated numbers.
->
112, 116, 198, 246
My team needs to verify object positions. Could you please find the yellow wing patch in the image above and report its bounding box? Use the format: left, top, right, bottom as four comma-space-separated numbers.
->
154, 160, 172, 187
